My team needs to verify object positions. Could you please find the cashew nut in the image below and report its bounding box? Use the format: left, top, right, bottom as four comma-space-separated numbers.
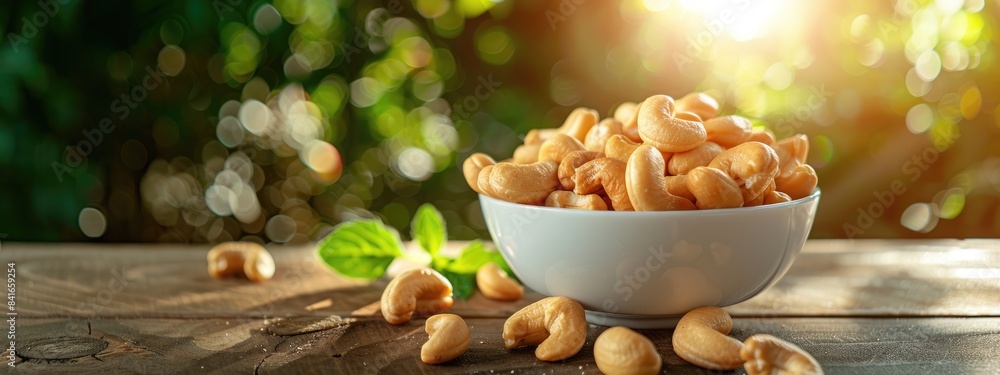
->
380, 268, 454, 325
545, 190, 608, 210
742, 334, 824, 375
675, 92, 719, 121
625, 145, 696, 211
480, 161, 560, 205
708, 141, 780, 203
748, 129, 776, 145
604, 134, 642, 162
763, 190, 792, 205
744, 180, 776, 207
613, 101, 638, 124
619, 100, 644, 143
558, 107, 599, 142
574, 157, 635, 211
637, 95, 707, 153
463, 153, 496, 194
672, 306, 745, 370
421, 314, 469, 364
503, 296, 587, 361
664, 174, 696, 201
687, 167, 744, 209
703, 115, 753, 148
773, 134, 809, 179
594, 326, 662, 375
667, 141, 725, 176
207, 242, 275, 282
558, 150, 603, 190
674, 111, 703, 122
538, 133, 585, 163
584, 118, 624, 152
525, 128, 557, 145
476, 262, 524, 301
513, 144, 541, 164
775, 163, 817, 200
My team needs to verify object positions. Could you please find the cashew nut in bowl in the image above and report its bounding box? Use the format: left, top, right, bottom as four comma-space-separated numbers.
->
668, 141, 725, 176
545, 190, 608, 210
638, 95, 707, 153
538, 133, 585, 163
703, 115, 753, 148
584, 118, 623, 152
604, 134, 642, 162
664, 175, 696, 201
613, 101, 638, 124
476, 262, 525, 301
686, 167, 744, 209
207, 241, 275, 282
742, 334, 824, 375
463, 153, 496, 194
619, 100, 644, 143
708, 141, 780, 203
558, 150, 603, 190
481, 161, 560, 205
574, 157, 635, 211
558, 107, 599, 142
775, 163, 818, 200
672, 306, 745, 370
626, 145, 697, 211
594, 326, 662, 375
675, 92, 719, 121
744, 180, 776, 207
525, 128, 557, 145
421, 314, 469, 364
764, 190, 793, 205
503, 296, 587, 361
512, 144, 541, 164
773, 134, 810, 178
748, 129, 776, 145
381, 268, 454, 325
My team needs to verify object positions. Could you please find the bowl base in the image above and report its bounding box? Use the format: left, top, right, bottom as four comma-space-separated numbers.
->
585, 310, 681, 329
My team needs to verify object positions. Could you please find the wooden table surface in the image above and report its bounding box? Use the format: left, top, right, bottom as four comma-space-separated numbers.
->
4, 239, 1000, 374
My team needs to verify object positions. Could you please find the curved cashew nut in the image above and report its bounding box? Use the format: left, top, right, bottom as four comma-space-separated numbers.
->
558, 107, 599, 142
538, 133, 585, 163
775, 163, 817, 200
513, 144, 541, 164
463, 153, 496, 194
604, 134, 642, 162
545, 190, 608, 210
381, 268, 454, 325
675, 92, 719, 121
503, 296, 587, 361
672, 306, 745, 370
525, 128, 557, 146
703, 115, 753, 148
594, 326, 662, 375
421, 314, 469, 364
207, 242, 275, 282
668, 141, 725, 176
584, 118, 624, 152
638, 95, 707, 153
481, 161, 560, 205
742, 334, 824, 375
574, 157, 634, 211
476, 262, 525, 301
625, 145, 696, 211
558, 150, 603, 190
748, 129, 776, 145
687, 167, 744, 209
708, 141, 780, 203
744, 180, 776, 207
773, 134, 809, 178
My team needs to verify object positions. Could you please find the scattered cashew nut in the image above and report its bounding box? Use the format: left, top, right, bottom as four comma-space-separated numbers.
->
380, 268, 454, 325
638, 95, 707, 153
463, 153, 496, 194
545, 190, 608, 210
594, 326, 662, 375
672, 306, 745, 370
421, 314, 469, 364
742, 334, 824, 375
480, 161, 560, 205
503, 296, 587, 361
476, 262, 524, 301
574, 157, 635, 210
207, 242, 275, 282
625, 145, 696, 211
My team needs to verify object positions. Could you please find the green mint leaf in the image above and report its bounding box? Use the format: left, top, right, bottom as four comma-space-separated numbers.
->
316, 219, 403, 280
411, 203, 446, 257
439, 269, 475, 300
444, 240, 511, 275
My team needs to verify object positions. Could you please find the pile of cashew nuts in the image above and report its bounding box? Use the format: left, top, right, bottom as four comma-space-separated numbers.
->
379, 266, 823, 374
464, 93, 819, 210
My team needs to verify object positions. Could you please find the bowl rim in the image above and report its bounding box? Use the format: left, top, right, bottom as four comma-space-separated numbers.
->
479, 188, 820, 217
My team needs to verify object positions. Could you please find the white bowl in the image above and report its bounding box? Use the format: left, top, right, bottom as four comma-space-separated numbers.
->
480, 190, 820, 328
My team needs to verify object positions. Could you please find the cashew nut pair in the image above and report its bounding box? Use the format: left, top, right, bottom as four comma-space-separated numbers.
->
207, 242, 275, 282
673, 307, 824, 374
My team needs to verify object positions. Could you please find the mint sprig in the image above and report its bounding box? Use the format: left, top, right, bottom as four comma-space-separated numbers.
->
317, 204, 511, 300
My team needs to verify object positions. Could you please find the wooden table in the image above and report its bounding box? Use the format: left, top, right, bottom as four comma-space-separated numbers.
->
4, 239, 1000, 374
